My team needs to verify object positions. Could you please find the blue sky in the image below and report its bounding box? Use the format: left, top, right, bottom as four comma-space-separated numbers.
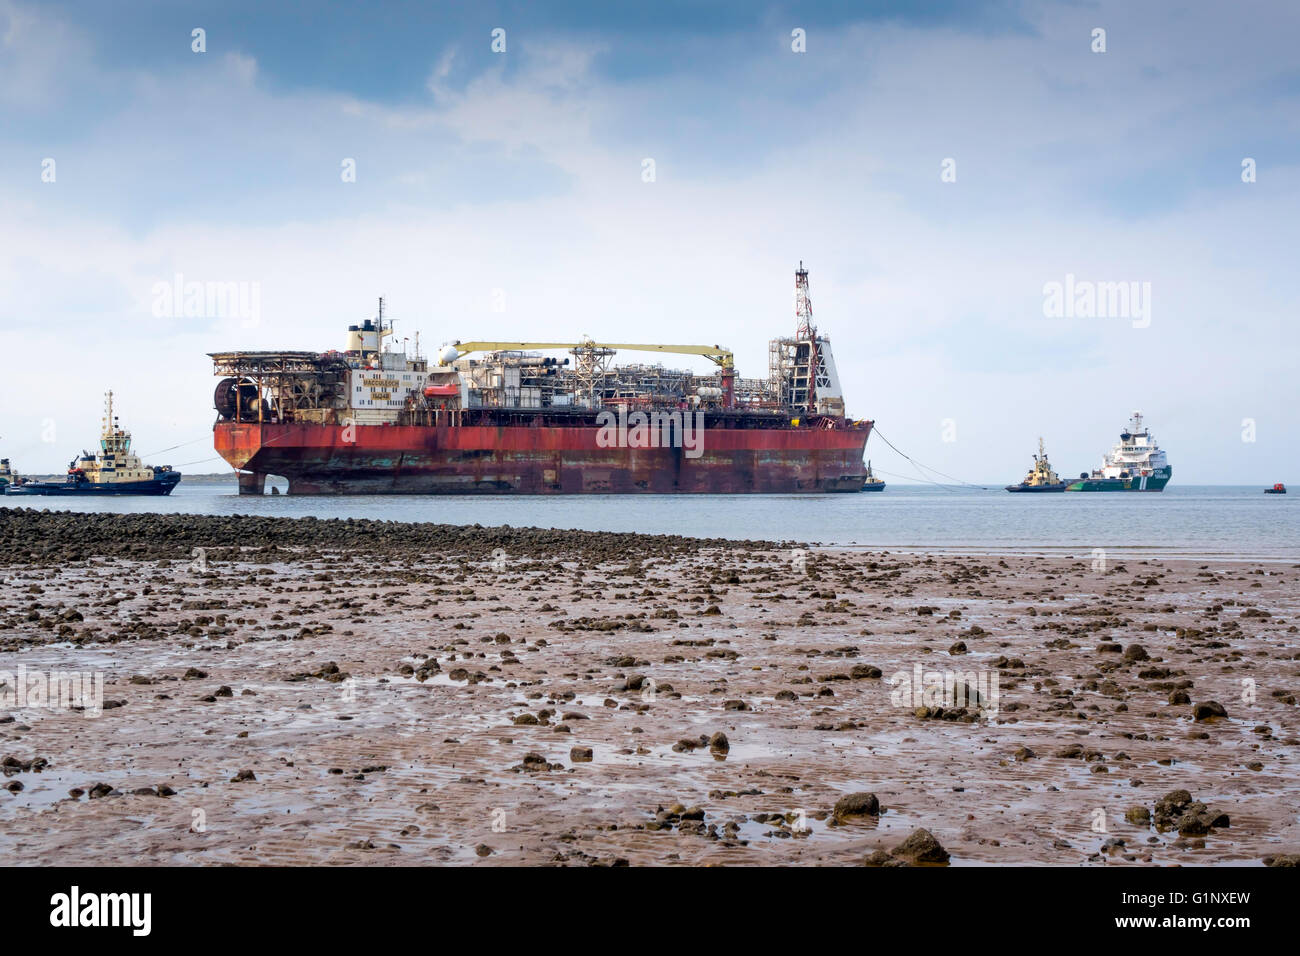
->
2, 0, 1298, 482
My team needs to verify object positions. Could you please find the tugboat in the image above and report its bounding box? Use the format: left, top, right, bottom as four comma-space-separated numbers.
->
861, 460, 886, 492
1006, 438, 1066, 492
1065, 411, 1171, 492
0, 458, 15, 492
4, 392, 181, 496
1265, 483, 1287, 494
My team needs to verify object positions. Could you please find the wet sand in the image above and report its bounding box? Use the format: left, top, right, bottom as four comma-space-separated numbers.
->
1, 509, 1297, 865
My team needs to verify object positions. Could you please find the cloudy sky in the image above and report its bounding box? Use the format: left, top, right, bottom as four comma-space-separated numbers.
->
2, 0, 1297, 481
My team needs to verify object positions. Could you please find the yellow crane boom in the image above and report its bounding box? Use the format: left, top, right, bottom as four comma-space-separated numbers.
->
444, 340, 734, 369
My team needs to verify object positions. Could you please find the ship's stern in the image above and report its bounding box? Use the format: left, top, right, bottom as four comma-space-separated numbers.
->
214, 422, 274, 494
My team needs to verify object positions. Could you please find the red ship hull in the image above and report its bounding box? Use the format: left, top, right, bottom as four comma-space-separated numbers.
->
214, 420, 872, 494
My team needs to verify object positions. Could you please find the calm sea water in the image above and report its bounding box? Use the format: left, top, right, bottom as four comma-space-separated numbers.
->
3, 484, 1295, 561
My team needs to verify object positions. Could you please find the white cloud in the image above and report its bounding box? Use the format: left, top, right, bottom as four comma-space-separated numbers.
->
0, 0, 93, 107
224, 51, 258, 87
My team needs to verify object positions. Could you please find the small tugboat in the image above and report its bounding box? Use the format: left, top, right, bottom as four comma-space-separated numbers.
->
1265, 483, 1286, 494
4, 392, 181, 496
1065, 411, 1171, 492
1006, 438, 1066, 492
861, 460, 886, 492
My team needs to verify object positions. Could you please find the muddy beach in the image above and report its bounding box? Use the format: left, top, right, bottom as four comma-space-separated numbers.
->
0, 509, 1297, 866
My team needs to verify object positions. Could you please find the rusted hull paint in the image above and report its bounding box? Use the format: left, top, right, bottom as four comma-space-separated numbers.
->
214, 421, 872, 494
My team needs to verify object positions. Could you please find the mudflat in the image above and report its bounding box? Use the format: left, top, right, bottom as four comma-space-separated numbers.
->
1, 510, 1296, 865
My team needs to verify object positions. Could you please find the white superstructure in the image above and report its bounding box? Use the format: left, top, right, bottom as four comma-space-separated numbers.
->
1093, 411, 1169, 479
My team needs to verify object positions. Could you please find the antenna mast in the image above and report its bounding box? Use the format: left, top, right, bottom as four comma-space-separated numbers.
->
795, 261, 814, 339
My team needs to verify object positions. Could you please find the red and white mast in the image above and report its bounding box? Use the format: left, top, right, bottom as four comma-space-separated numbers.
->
795, 261, 814, 339
795, 262, 817, 409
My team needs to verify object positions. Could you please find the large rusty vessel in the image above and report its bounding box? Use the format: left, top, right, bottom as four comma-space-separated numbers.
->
210, 265, 872, 495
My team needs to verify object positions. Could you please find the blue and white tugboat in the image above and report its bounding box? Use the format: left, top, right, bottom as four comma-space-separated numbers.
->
861, 460, 886, 491
4, 392, 181, 496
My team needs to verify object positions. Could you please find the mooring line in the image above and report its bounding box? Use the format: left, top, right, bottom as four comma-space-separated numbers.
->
870, 426, 991, 491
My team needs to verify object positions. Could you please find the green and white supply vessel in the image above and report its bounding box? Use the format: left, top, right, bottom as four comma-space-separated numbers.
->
1065, 411, 1171, 492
